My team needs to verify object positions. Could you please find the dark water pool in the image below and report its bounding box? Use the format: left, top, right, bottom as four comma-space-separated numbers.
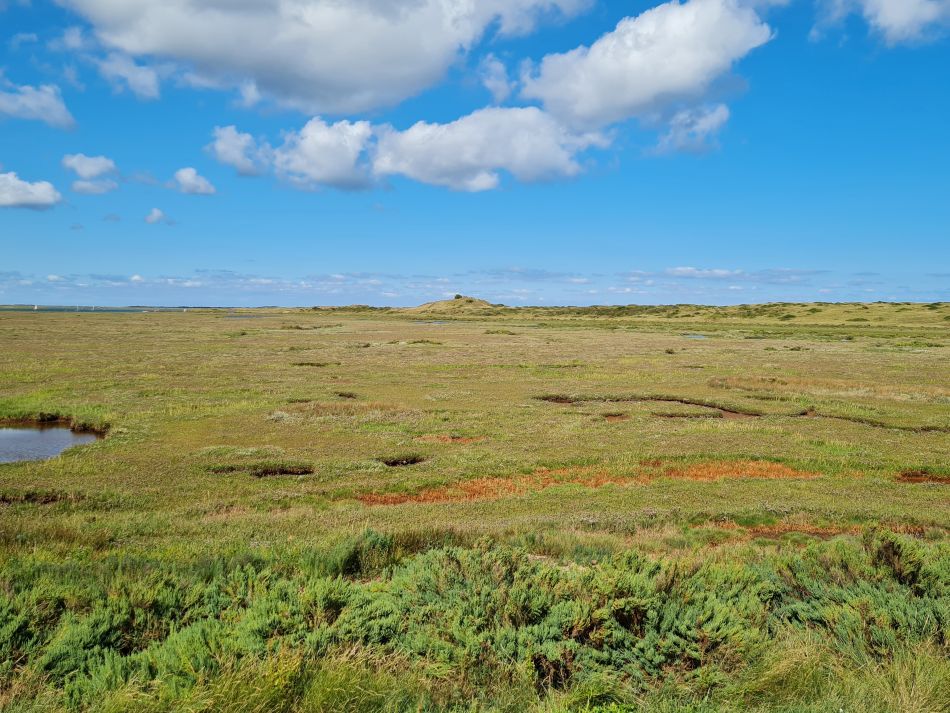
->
0, 424, 99, 464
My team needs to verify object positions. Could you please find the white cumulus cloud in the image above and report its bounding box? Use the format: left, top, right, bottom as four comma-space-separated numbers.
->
273, 118, 374, 189
374, 107, 606, 191
521, 0, 772, 128
172, 167, 216, 194
0, 82, 75, 128
59, 0, 590, 114
62, 153, 116, 179
0, 171, 62, 208
208, 125, 267, 176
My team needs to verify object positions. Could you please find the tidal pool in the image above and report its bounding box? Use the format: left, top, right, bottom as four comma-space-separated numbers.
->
0, 424, 99, 464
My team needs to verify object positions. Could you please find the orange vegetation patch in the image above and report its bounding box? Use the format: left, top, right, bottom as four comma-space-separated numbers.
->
414, 434, 486, 444
662, 460, 818, 482
358, 466, 641, 506
358, 460, 820, 507
897, 470, 950, 484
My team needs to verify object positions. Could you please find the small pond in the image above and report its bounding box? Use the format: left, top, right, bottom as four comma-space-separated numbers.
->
0, 424, 100, 464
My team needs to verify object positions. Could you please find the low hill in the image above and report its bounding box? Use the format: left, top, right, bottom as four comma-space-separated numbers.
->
404, 295, 499, 314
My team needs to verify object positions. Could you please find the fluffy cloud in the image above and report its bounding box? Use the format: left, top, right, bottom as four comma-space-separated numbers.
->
62, 153, 116, 179
59, 0, 590, 114
374, 107, 606, 191
654, 104, 731, 153
0, 171, 62, 208
172, 167, 216, 194
818, 0, 950, 43
273, 118, 374, 189
97, 52, 160, 99
208, 126, 267, 176
62, 153, 119, 194
521, 0, 772, 128
213, 107, 605, 192
0, 82, 75, 128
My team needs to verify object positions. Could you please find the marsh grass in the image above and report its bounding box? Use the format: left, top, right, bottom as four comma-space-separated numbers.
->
0, 304, 946, 710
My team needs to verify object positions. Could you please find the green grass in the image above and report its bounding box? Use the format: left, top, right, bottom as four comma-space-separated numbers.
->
0, 303, 947, 711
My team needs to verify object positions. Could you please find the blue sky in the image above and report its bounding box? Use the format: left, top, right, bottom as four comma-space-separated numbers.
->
1, 0, 948, 307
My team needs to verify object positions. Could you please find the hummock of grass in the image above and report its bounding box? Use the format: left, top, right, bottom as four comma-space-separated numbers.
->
0, 303, 947, 711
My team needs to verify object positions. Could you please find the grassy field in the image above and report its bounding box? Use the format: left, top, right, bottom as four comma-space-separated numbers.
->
0, 300, 948, 712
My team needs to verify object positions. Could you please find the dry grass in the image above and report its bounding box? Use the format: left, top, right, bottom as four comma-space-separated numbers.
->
660, 460, 819, 482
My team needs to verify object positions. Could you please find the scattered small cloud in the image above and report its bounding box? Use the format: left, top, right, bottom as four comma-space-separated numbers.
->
0, 81, 75, 128
172, 167, 216, 195
208, 125, 268, 176
62, 153, 119, 194
62, 153, 116, 179
665, 267, 744, 279
145, 207, 172, 224
72, 179, 118, 194
97, 53, 160, 99
47, 26, 90, 52
653, 104, 731, 154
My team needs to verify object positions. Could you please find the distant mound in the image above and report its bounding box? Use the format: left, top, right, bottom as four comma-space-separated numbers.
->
406, 295, 499, 314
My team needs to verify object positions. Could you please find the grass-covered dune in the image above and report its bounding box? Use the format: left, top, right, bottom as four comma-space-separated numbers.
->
0, 302, 947, 711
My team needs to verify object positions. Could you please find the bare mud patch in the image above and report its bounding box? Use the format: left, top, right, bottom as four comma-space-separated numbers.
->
208, 461, 314, 478
536, 394, 761, 419
414, 435, 486, 444
897, 469, 950, 484
379, 454, 428, 467
0, 489, 85, 506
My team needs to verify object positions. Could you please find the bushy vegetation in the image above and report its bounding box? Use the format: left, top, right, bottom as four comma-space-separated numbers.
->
1, 529, 946, 711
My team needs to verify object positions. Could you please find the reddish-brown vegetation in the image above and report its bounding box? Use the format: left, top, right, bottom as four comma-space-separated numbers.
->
358, 460, 819, 506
